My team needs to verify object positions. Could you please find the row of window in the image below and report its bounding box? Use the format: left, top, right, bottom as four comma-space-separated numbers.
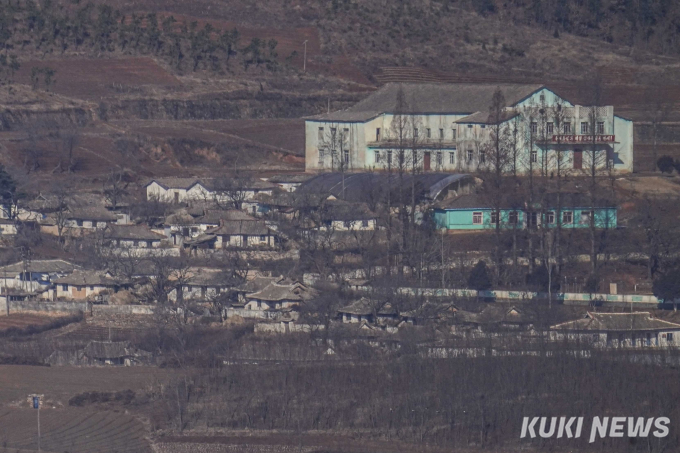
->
529, 121, 605, 135
374, 127, 457, 142
472, 210, 595, 225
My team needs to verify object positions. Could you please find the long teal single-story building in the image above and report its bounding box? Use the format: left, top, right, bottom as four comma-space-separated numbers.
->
434, 193, 617, 230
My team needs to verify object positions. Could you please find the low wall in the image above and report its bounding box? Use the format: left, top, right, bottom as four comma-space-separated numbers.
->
7, 300, 88, 315
255, 323, 323, 334
352, 286, 661, 306
91, 305, 155, 315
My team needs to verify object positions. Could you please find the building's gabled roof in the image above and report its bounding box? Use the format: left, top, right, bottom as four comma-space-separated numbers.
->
551, 312, 680, 332
0, 259, 79, 277
309, 83, 545, 122
197, 210, 257, 224
185, 270, 241, 287
207, 220, 271, 236
456, 305, 530, 325
296, 172, 472, 204
105, 225, 166, 241
456, 109, 521, 124
435, 193, 525, 210
266, 174, 313, 184
245, 282, 304, 302
54, 270, 129, 286
145, 177, 201, 190
321, 200, 377, 221
67, 206, 118, 222
236, 275, 284, 293
338, 298, 396, 316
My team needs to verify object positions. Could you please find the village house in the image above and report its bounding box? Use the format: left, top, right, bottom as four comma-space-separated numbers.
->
168, 269, 241, 301
184, 220, 278, 252
244, 280, 310, 311
434, 192, 617, 230
53, 270, 133, 301
452, 305, 533, 333
234, 275, 284, 303
164, 209, 259, 246
337, 298, 399, 324
64, 206, 118, 232
144, 177, 277, 210
306, 83, 634, 174
0, 259, 79, 293
104, 224, 168, 249
550, 312, 680, 348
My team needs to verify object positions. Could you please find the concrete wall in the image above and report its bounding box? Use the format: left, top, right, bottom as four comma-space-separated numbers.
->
435, 207, 616, 230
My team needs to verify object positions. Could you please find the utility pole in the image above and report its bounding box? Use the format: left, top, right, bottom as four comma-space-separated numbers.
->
303, 40, 308, 73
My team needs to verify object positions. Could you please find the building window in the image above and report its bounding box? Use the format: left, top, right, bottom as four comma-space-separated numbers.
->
426, 128, 431, 139
376, 128, 381, 141
597, 122, 605, 134
472, 212, 483, 225
89, 286, 94, 291
467, 149, 473, 162
362, 220, 369, 228
509, 211, 519, 225
318, 127, 324, 141
668, 333, 674, 342
76, 220, 83, 227
528, 212, 538, 228
530, 150, 538, 163
414, 128, 419, 138
133, 240, 139, 247
62, 284, 68, 291
449, 151, 455, 164
479, 150, 486, 163
562, 211, 573, 224
581, 122, 589, 134
490, 211, 498, 225
580, 211, 593, 224
387, 150, 392, 165
547, 211, 555, 224
467, 124, 473, 129
344, 149, 349, 165
343, 128, 350, 145
260, 235, 266, 242
452, 129, 457, 139
564, 122, 571, 134
375, 150, 381, 163
540, 94, 545, 102
436, 151, 442, 166
481, 124, 486, 129
530, 122, 537, 135
546, 122, 554, 134
439, 128, 444, 139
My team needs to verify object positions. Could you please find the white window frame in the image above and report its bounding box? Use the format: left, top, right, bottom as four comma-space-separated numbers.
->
530, 150, 538, 163
562, 211, 573, 224
449, 151, 455, 165
472, 211, 483, 225
375, 150, 381, 163
597, 122, 605, 134
547, 211, 555, 224
564, 122, 571, 134
467, 149, 474, 162
546, 122, 554, 134
580, 122, 589, 135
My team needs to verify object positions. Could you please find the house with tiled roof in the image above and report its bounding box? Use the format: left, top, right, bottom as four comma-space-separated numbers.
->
550, 312, 680, 348
104, 224, 168, 249
244, 280, 310, 311
54, 270, 132, 300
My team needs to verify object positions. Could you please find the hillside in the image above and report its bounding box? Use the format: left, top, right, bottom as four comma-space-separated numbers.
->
0, 0, 678, 183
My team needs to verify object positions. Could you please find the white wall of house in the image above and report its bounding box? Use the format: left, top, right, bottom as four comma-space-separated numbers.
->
56, 283, 112, 300
550, 330, 680, 348
320, 219, 377, 231
215, 234, 274, 248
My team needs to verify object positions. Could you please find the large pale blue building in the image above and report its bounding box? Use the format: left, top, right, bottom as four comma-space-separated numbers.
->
305, 83, 634, 175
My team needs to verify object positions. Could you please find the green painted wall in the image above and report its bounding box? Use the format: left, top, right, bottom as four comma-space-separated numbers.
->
435, 207, 617, 230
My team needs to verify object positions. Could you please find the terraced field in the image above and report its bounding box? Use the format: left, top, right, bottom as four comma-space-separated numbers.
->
0, 408, 151, 453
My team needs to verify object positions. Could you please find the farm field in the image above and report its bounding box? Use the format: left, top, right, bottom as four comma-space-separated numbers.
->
15, 57, 180, 101
0, 408, 151, 453
0, 365, 173, 405
156, 433, 458, 453
0, 314, 69, 331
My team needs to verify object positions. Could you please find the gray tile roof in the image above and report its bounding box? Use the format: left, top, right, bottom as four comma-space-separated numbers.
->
105, 225, 166, 241
552, 312, 680, 332
0, 259, 79, 277
145, 177, 201, 189
207, 220, 272, 236
245, 282, 303, 302
54, 270, 129, 286
236, 275, 284, 293
309, 83, 544, 122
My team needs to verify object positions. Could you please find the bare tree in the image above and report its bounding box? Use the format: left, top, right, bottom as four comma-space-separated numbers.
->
103, 169, 129, 211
